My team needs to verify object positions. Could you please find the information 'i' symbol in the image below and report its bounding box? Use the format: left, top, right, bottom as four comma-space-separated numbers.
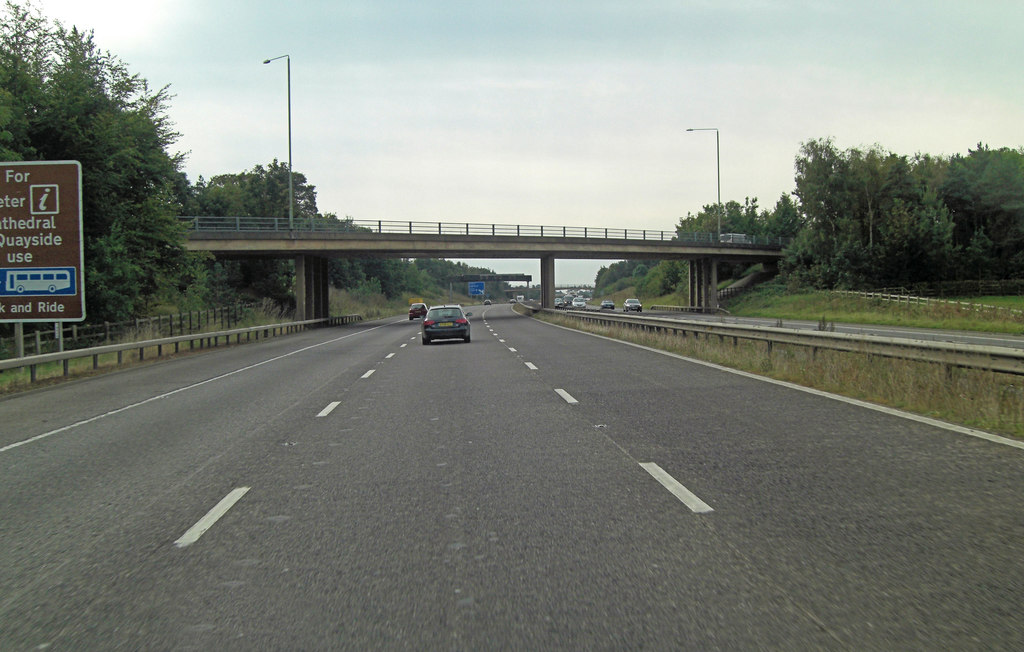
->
37, 187, 52, 212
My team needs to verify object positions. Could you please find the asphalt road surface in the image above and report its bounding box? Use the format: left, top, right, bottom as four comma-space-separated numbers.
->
1, 304, 1021, 649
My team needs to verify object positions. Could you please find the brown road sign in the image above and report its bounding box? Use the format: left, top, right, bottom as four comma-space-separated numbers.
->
0, 161, 85, 322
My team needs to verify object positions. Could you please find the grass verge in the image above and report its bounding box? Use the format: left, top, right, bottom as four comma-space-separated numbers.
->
535, 311, 1024, 440
726, 288, 1024, 334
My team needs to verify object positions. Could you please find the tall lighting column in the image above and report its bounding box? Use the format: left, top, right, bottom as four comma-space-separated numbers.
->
686, 127, 720, 238
263, 54, 293, 230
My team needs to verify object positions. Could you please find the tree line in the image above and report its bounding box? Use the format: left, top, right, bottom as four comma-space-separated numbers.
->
597, 140, 1024, 297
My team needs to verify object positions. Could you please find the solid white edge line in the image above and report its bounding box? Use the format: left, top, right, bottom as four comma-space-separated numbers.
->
1, 322, 395, 454
536, 319, 1024, 451
317, 401, 341, 417
640, 463, 713, 513
555, 388, 578, 404
525, 362, 538, 370
361, 369, 375, 379
174, 486, 251, 548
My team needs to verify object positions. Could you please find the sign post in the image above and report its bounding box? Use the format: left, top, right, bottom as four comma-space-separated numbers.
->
0, 161, 85, 323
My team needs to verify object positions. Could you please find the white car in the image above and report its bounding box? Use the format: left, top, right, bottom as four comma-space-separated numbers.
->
571, 297, 587, 309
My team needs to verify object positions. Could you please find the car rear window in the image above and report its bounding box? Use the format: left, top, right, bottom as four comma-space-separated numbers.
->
428, 309, 462, 320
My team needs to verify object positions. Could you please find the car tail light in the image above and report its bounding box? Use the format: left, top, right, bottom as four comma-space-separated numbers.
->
423, 320, 436, 327
455, 318, 468, 324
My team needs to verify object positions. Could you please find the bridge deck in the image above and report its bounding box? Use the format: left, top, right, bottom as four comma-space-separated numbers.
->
181, 217, 787, 261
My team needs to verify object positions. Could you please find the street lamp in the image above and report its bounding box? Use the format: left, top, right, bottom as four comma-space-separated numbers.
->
263, 54, 293, 230
686, 127, 721, 238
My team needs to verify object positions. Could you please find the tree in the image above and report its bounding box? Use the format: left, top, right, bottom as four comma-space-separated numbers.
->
763, 193, 803, 240
939, 144, 1024, 278
786, 138, 967, 288
1, 1, 194, 320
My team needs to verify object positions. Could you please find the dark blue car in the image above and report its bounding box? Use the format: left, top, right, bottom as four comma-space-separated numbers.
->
421, 305, 472, 344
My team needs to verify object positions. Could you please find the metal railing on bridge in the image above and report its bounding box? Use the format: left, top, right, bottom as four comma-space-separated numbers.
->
180, 216, 791, 248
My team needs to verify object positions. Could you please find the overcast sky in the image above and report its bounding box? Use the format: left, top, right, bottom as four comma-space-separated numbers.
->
34, 0, 1024, 285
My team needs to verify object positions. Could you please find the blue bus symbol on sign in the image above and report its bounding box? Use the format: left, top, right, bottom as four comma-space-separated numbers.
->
468, 281, 485, 296
0, 267, 77, 296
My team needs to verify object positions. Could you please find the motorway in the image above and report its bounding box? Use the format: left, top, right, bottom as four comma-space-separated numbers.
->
1, 304, 1021, 649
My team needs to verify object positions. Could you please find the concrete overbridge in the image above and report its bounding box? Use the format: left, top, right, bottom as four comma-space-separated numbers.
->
181, 217, 787, 319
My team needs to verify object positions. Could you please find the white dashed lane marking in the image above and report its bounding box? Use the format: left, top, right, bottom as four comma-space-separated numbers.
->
640, 463, 713, 513
555, 389, 578, 404
317, 402, 341, 417
174, 487, 251, 548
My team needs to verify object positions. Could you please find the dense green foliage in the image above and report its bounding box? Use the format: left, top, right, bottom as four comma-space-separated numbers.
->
784, 138, 1024, 289
0, 1, 200, 322
599, 141, 1024, 298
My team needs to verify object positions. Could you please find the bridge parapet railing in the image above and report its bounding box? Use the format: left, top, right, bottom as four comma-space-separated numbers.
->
180, 217, 791, 248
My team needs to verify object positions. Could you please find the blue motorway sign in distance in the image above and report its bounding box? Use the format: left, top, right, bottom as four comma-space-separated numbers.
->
468, 281, 485, 296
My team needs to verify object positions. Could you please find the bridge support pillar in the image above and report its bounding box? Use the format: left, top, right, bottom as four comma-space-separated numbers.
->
295, 255, 330, 321
688, 258, 719, 312
540, 255, 555, 308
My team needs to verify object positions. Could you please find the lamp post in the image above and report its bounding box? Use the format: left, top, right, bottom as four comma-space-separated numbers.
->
263, 54, 293, 230
686, 127, 720, 238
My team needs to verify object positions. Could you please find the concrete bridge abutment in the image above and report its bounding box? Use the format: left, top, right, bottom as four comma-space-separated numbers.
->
294, 255, 330, 320
688, 258, 719, 312
540, 255, 555, 308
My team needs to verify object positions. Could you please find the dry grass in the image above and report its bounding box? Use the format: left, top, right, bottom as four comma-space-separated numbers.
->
538, 312, 1024, 439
